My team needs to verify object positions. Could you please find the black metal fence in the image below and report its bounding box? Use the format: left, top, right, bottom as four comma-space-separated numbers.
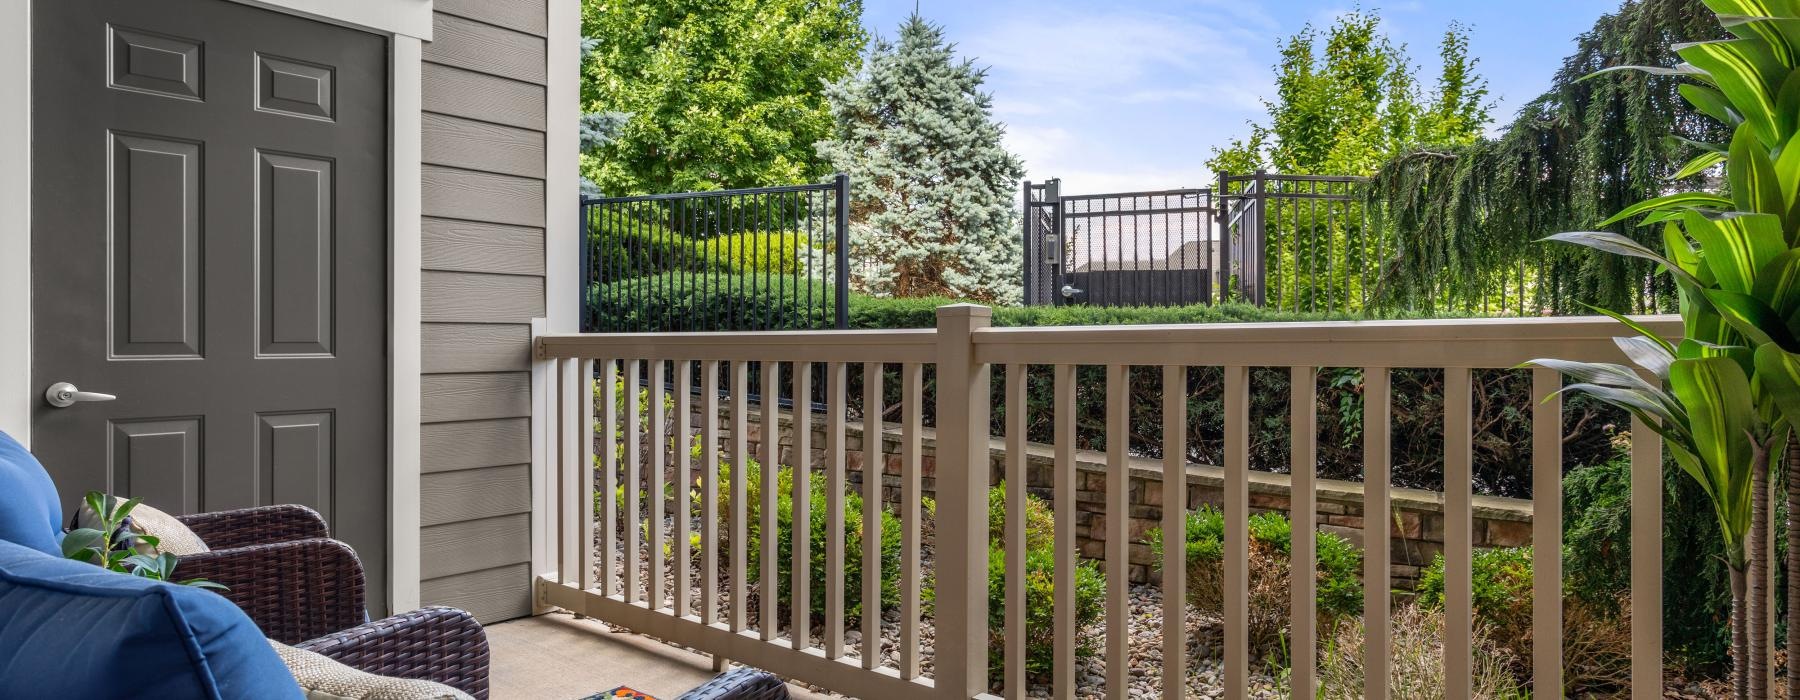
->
1023, 180, 1222, 306
1024, 173, 1373, 311
580, 175, 850, 332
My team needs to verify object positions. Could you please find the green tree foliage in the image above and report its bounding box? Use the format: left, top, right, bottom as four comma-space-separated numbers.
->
1366, 0, 1726, 313
1205, 12, 1491, 177
579, 0, 866, 195
816, 14, 1027, 304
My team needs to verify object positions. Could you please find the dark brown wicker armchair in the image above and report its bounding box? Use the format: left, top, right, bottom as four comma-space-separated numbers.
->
172, 504, 490, 699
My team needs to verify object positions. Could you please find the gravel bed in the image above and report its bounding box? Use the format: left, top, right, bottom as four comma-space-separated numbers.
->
589, 517, 1281, 698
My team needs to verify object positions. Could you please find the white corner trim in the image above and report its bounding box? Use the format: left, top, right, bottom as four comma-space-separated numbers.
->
228, 0, 433, 40
388, 34, 424, 614
0, 0, 30, 447
544, 0, 579, 333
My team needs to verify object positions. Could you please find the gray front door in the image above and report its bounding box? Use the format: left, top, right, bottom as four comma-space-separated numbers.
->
31, 0, 391, 612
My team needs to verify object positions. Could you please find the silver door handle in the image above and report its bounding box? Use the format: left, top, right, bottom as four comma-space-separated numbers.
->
45, 382, 116, 408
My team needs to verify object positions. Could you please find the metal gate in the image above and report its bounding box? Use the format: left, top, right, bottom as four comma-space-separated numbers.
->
1022, 180, 1222, 306
1025, 172, 1376, 311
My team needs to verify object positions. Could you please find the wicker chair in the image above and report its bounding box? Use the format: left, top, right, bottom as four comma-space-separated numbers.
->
172, 504, 490, 699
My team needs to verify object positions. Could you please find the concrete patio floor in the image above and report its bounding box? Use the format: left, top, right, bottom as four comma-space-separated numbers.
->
486, 612, 834, 700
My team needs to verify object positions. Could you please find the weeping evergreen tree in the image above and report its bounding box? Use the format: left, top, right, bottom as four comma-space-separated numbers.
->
1366, 0, 1727, 313
816, 13, 1026, 304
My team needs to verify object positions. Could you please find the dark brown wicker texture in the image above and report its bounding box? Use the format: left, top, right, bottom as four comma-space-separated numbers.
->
177, 504, 330, 549
172, 505, 490, 698
297, 606, 490, 700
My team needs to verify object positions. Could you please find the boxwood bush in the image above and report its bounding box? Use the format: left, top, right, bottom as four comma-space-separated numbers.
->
587, 272, 1626, 497
986, 484, 1105, 682
1151, 506, 1362, 661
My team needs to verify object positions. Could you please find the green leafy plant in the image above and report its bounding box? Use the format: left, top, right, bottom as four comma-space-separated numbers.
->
61, 491, 223, 590
1416, 547, 1632, 694
984, 485, 1104, 682
1151, 506, 1362, 662
1529, 3, 1800, 695
718, 458, 901, 620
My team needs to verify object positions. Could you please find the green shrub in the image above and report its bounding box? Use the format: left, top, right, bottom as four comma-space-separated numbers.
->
587, 220, 816, 280
717, 458, 901, 620
1414, 546, 1631, 694
587, 273, 1626, 497
1152, 506, 1362, 660
985, 485, 1105, 682
1560, 450, 1733, 671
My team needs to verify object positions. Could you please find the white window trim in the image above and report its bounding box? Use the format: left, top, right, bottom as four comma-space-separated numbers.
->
0, 0, 431, 614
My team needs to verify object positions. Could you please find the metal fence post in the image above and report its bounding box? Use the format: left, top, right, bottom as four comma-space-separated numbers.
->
1021, 180, 1035, 306
834, 173, 851, 330
1215, 172, 1229, 305
578, 199, 591, 331
933, 303, 991, 700
1251, 169, 1269, 307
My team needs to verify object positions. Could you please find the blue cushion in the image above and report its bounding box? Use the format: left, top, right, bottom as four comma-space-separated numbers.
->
0, 539, 302, 699
0, 430, 63, 556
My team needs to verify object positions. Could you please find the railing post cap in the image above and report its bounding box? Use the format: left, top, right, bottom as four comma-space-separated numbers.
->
936, 303, 993, 319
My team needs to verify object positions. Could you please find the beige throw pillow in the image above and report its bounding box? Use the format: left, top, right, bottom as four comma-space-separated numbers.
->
268, 639, 475, 700
74, 496, 210, 556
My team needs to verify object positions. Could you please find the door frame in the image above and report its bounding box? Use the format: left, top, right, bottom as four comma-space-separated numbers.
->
0, 0, 432, 612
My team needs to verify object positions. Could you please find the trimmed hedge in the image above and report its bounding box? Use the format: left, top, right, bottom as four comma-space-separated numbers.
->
590, 273, 1626, 496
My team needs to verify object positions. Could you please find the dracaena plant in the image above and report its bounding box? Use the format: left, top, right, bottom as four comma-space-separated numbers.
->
1529, 1, 1800, 697
61, 491, 224, 590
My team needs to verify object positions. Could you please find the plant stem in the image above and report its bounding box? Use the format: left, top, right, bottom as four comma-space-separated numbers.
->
1789, 437, 1800, 700
1736, 564, 1750, 700
1752, 441, 1772, 700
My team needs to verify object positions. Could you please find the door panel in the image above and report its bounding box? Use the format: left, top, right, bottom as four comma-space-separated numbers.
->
33, 0, 390, 613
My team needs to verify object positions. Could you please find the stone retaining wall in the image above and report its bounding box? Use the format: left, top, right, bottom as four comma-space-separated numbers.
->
726, 408, 1534, 589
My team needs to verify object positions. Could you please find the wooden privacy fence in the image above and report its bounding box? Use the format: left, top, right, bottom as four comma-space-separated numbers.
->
532, 306, 1681, 700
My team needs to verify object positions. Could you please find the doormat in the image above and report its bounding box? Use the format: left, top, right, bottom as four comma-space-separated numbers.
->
582, 688, 657, 700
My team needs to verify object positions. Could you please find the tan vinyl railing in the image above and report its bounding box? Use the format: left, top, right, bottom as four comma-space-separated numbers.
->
532, 305, 1682, 700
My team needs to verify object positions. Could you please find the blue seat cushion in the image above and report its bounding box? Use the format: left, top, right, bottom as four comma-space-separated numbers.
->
0, 430, 62, 556
0, 539, 302, 699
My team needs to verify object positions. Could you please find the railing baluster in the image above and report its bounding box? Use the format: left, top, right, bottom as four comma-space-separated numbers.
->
599, 359, 619, 597
1631, 391, 1664, 698
1289, 366, 1317, 699
1531, 368, 1562, 697
861, 362, 884, 670
825, 362, 847, 659
581, 359, 598, 592
900, 362, 924, 680
559, 358, 579, 586
792, 362, 813, 650
1106, 365, 1130, 698
625, 359, 643, 604
730, 361, 749, 632
1004, 364, 1028, 698
1054, 363, 1077, 699
650, 359, 668, 610
675, 361, 693, 618
1224, 365, 1249, 699
1444, 367, 1473, 700
702, 360, 721, 625
1161, 365, 1187, 700
761, 361, 781, 640
1363, 366, 1391, 700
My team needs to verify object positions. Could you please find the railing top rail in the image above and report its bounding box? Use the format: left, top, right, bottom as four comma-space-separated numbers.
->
971, 314, 1682, 368
580, 181, 838, 206
540, 314, 1682, 368
536, 328, 938, 364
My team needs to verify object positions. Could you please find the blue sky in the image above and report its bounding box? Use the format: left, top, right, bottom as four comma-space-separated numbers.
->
861, 0, 1622, 193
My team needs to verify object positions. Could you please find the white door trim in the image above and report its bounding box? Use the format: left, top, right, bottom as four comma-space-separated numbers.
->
0, 0, 30, 449
0, 0, 430, 613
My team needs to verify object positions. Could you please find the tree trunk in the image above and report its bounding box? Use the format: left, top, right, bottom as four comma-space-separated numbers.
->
1738, 564, 1751, 700
1789, 437, 1799, 700
1752, 442, 1773, 700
